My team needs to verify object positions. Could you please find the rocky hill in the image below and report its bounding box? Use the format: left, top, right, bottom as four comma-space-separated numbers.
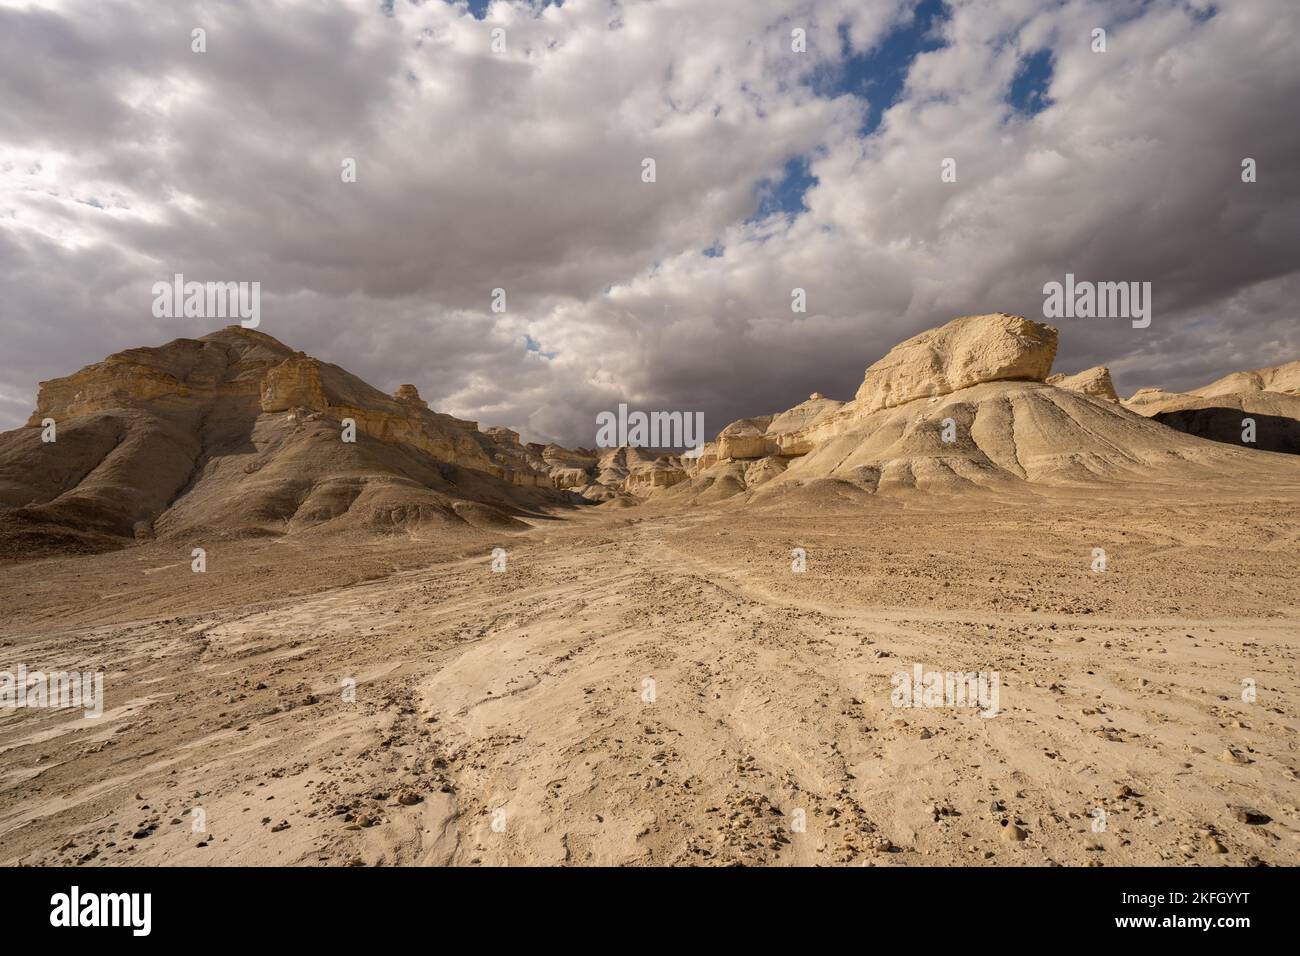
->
4, 317, 1298, 556
0, 328, 616, 555
1123, 359, 1300, 455
660, 314, 1300, 502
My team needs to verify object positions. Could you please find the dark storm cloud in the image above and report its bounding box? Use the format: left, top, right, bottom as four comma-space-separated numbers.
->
1, 0, 1296, 447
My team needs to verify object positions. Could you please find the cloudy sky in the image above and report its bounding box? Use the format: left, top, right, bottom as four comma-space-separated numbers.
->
2, 0, 1297, 446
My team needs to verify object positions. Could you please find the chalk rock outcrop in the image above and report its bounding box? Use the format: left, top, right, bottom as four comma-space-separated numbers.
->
256, 349, 500, 475
261, 353, 329, 412
623, 457, 687, 494
716, 416, 774, 461
394, 384, 429, 408
1192, 360, 1300, 400
681, 441, 719, 475
539, 443, 599, 489
766, 394, 846, 456
594, 446, 655, 488
662, 314, 1060, 497
743, 456, 788, 488
854, 313, 1058, 413
683, 395, 847, 474
1047, 366, 1119, 402
28, 327, 292, 426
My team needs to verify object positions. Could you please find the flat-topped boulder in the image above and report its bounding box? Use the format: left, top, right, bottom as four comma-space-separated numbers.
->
717, 416, 775, 460
854, 313, 1058, 412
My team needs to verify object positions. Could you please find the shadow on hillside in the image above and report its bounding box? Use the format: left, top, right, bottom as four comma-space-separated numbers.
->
1154, 408, 1300, 455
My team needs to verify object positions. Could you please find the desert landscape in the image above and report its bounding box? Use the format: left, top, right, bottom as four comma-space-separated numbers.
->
1, 313, 1297, 867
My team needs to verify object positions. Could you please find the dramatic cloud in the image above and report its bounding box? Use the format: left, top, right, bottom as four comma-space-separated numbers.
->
2, 0, 1297, 445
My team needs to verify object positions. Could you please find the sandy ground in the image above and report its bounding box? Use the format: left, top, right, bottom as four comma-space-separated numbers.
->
1, 487, 1298, 866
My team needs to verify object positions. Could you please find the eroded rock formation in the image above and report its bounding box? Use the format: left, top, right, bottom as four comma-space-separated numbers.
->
1047, 366, 1119, 402
854, 313, 1058, 413
671, 311, 1292, 502
6, 315, 1296, 555
1123, 359, 1300, 455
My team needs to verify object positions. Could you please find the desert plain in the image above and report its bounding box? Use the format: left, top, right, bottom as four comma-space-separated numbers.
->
1, 314, 1298, 867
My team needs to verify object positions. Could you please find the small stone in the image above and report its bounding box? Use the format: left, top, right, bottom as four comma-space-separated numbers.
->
1000, 823, 1027, 843
1229, 806, 1271, 825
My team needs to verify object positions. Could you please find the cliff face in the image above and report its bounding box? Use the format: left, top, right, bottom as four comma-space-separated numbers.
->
255, 349, 530, 477
622, 458, 687, 493
259, 353, 329, 412
28, 327, 292, 426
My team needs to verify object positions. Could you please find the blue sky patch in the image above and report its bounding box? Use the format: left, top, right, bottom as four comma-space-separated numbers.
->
810, 0, 949, 134
1008, 48, 1053, 115
525, 334, 557, 359
443, 0, 564, 19
752, 155, 818, 221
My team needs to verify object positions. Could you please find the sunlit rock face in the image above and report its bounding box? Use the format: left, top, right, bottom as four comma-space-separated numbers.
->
853, 313, 1058, 413
1047, 366, 1119, 402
